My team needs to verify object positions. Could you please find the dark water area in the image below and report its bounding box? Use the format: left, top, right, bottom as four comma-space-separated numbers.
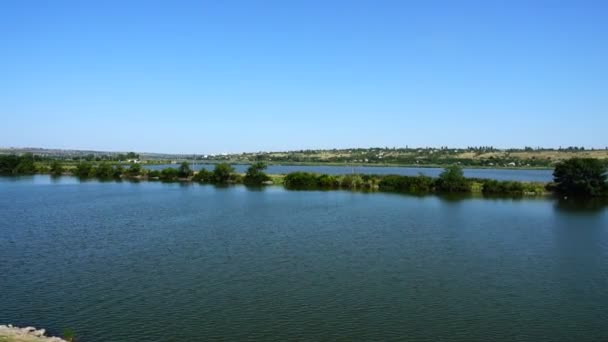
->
145, 164, 554, 182
1, 176, 608, 341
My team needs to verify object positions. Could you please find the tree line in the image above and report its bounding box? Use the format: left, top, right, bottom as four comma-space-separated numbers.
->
1, 154, 607, 197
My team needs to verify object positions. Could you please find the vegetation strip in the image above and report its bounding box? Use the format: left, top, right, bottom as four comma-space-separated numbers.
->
1, 155, 607, 198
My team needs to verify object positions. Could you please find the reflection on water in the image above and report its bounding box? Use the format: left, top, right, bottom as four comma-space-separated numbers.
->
554, 197, 608, 213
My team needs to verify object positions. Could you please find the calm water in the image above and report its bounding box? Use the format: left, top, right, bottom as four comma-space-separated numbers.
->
146, 164, 554, 182
1, 176, 608, 341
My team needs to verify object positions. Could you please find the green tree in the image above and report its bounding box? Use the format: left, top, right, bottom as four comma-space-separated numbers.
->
340, 174, 364, 189
317, 174, 339, 188
126, 152, 139, 159
435, 165, 470, 192
147, 169, 161, 178
74, 162, 94, 178
113, 164, 124, 178
0, 155, 21, 174
95, 162, 114, 179
243, 162, 270, 185
159, 168, 179, 181
14, 157, 36, 174
125, 163, 142, 177
50, 160, 64, 176
178, 162, 193, 178
212, 163, 234, 184
283, 172, 319, 189
553, 158, 607, 197
192, 168, 212, 182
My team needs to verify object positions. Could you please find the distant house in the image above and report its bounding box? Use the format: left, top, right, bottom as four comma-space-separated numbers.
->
127, 159, 140, 163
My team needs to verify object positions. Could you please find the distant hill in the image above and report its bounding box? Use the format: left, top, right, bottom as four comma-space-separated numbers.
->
1, 146, 607, 168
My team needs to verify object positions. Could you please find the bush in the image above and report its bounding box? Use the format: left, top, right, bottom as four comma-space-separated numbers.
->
113, 164, 124, 178
147, 170, 161, 178
49, 161, 64, 176
340, 174, 363, 189
378, 174, 433, 193
212, 163, 234, 184
482, 180, 524, 195
125, 163, 142, 177
317, 174, 339, 188
159, 168, 179, 181
284, 172, 319, 189
74, 162, 94, 178
95, 162, 114, 179
244, 162, 270, 185
192, 169, 212, 182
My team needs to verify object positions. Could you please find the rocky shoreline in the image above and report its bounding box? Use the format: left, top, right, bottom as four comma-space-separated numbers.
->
0, 325, 67, 342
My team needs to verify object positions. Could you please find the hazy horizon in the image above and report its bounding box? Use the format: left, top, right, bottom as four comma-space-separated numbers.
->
2, 0, 607, 154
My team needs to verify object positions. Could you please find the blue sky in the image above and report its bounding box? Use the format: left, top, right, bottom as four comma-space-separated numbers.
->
1, 0, 607, 154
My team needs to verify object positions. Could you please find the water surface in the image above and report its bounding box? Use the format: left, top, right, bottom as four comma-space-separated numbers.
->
146, 164, 554, 182
1, 176, 607, 341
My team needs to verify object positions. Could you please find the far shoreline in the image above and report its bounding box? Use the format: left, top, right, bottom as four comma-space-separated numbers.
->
170, 160, 555, 171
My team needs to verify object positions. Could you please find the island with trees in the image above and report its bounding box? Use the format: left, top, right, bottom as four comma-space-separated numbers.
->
1, 153, 607, 199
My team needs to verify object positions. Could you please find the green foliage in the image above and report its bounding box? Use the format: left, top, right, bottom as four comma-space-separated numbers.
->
283, 172, 319, 189
74, 162, 94, 178
147, 170, 161, 178
178, 162, 193, 178
435, 165, 470, 192
243, 162, 270, 185
482, 180, 525, 195
212, 163, 235, 184
125, 163, 142, 177
553, 158, 608, 197
340, 174, 364, 189
378, 174, 433, 193
192, 168, 212, 182
0, 154, 22, 174
113, 164, 124, 178
14, 159, 36, 174
317, 174, 339, 188
0, 153, 38, 174
159, 168, 179, 181
95, 162, 114, 179
50, 160, 64, 176
230, 173, 244, 184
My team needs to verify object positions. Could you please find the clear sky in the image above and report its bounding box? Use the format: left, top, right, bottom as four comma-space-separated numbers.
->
1, 0, 607, 154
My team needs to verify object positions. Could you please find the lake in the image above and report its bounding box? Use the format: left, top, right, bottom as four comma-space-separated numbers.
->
145, 164, 554, 182
1, 176, 607, 341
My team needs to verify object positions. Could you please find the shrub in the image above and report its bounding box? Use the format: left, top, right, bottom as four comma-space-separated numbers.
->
244, 162, 270, 185
95, 162, 114, 179
125, 163, 142, 177
192, 169, 212, 182
284, 172, 319, 189
212, 163, 234, 184
147, 170, 161, 178
340, 174, 364, 189
159, 168, 179, 181
317, 174, 339, 188
74, 162, 94, 178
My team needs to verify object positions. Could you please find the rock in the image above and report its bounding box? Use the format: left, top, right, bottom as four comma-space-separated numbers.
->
0, 325, 68, 342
